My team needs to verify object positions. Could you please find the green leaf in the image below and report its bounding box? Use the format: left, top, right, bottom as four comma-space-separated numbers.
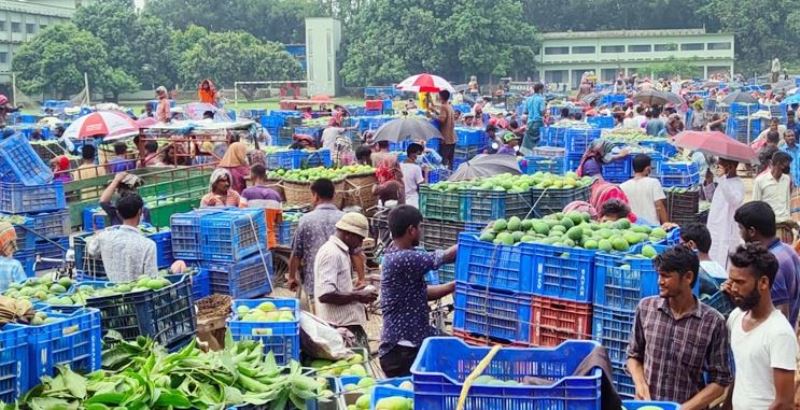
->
154, 388, 192, 408
60, 366, 87, 400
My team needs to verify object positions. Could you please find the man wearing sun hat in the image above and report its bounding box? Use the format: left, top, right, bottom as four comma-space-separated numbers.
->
314, 212, 378, 349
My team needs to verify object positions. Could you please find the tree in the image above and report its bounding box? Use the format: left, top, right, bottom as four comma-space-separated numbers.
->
72, 0, 139, 79
144, 0, 323, 44
339, 0, 536, 87
700, 0, 798, 73
176, 30, 303, 99
12, 23, 137, 99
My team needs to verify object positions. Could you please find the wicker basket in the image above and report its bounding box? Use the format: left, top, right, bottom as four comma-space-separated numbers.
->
282, 178, 346, 207
343, 172, 378, 213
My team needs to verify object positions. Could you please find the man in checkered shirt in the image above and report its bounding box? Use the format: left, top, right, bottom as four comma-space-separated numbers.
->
627, 245, 732, 406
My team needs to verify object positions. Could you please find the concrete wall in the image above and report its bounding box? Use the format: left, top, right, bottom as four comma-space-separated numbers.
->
305, 17, 341, 96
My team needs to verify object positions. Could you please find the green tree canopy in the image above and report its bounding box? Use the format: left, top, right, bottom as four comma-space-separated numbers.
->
12, 23, 137, 99
144, 0, 322, 44
176, 30, 303, 89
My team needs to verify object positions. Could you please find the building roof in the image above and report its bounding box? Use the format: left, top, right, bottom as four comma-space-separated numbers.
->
0, 0, 76, 18
540, 28, 730, 40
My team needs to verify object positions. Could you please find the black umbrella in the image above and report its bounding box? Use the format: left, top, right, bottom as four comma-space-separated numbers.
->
722, 91, 757, 105
448, 154, 522, 182
633, 89, 669, 106
372, 117, 442, 143
661, 92, 684, 105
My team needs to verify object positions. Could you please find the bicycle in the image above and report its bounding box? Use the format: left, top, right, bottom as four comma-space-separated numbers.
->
30, 237, 75, 281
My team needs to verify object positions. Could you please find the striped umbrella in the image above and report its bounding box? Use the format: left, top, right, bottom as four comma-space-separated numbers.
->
396, 73, 456, 94
64, 111, 138, 141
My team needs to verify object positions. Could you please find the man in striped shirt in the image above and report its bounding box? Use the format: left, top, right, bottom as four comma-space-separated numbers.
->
314, 213, 377, 350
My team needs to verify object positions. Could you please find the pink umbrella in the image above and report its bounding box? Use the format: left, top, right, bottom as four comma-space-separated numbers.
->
673, 130, 757, 163
64, 111, 138, 141
135, 117, 158, 128
396, 73, 455, 93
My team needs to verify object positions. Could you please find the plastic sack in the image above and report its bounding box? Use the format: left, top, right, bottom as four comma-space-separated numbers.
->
299, 311, 352, 361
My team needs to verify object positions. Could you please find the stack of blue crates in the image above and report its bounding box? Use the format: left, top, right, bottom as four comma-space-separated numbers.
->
455, 128, 487, 148
170, 208, 271, 298
453, 232, 537, 344
726, 116, 764, 144
0, 135, 68, 276
261, 110, 301, 141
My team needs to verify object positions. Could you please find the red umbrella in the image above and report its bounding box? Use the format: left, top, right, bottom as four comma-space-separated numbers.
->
64, 111, 138, 141
396, 73, 455, 93
673, 130, 757, 163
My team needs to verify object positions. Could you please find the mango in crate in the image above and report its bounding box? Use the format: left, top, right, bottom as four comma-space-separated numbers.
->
4, 276, 73, 301
376, 396, 414, 410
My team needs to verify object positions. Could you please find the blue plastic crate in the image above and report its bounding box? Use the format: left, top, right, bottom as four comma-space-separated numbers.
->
29, 209, 71, 239
622, 400, 680, 410
586, 116, 614, 129
148, 230, 174, 269
729, 102, 759, 117
25, 307, 101, 389
304, 149, 332, 168
460, 189, 532, 223
371, 385, 414, 410
638, 139, 678, 158
190, 269, 211, 300
612, 361, 635, 398
203, 251, 273, 298
591, 304, 635, 365
81, 207, 108, 233
0, 182, 66, 214
601, 94, 626, 106
594, 245, 667, 312
427, 168, 452, 184
704, 289, 735, 317
0, 325, 28, 404
229, 298, 299, 365
656, 162, 700, 188
170, 209, 221, 260
426, 138, 441, 152
424, 269, 440, 285
439, 264, 455, 283
82, 275, 195, 349
523, 155, 565, 175
277, 220, 297, 247
533, 243, 594, 302
455, 233, 537, 293
265, 150, 303, 169
602, 156, 632, 183
542, 126, 567, 147
453, 282, 533, 344
411, 337, 602, 410
0, 134, 53, 185
455, 128, 486, 147
200, 209, 266, 263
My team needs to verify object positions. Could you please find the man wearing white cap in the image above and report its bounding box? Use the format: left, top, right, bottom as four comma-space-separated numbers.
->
314, 212, 378, 349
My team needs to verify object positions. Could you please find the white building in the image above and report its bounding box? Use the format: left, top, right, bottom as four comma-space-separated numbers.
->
536, 28, 735, 88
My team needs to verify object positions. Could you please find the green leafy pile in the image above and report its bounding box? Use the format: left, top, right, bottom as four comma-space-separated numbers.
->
6, 333, 327, 409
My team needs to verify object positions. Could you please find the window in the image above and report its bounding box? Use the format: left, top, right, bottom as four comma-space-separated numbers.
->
0, 21, 5, 31
11, 22, 20, 33
654, 43, 678, 52
544, 46, 569, 55
707, 42, 731, 50
681, 43, 704, 51
0, 53, 8, 64
572, 46, 595, 54
39, 24, 47, 31
628, 44, 652, 52
25, 23, 35, 34
601, 45, 625, 53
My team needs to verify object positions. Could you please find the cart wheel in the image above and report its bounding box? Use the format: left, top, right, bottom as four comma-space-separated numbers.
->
271, 252, 290, 289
